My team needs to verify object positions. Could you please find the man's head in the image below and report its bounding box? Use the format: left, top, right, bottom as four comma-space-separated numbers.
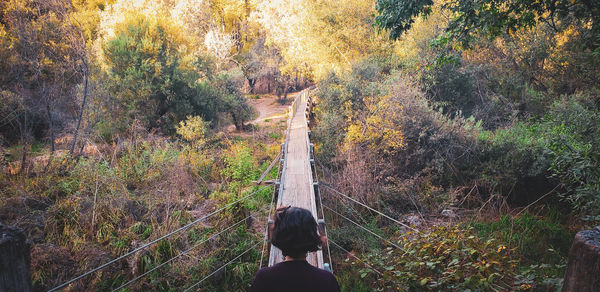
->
271, 206, 321, 258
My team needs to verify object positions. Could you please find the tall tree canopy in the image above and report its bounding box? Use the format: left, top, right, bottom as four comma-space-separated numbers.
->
376, 0, 600, 52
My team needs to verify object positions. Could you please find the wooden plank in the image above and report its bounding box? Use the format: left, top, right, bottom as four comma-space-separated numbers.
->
268, 90, 324, 268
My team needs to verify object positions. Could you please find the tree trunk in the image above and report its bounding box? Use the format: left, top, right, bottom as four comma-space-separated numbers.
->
562, 227, 600, 292
248, 78, 256, 94
276, 85, 282, 102
41, 80, 55, 155
46, 102, 55, 153
71, 67, 89, 156
232, 113, 241, 131
19, 142, 28, 174
17, 99, 29, 174
295, 70, 299, 89
0, 224, 32, 292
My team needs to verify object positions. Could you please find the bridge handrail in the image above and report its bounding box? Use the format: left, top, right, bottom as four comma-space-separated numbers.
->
259, 148, 283, 269
312, 151, 333, 272
303, 88, 330, 270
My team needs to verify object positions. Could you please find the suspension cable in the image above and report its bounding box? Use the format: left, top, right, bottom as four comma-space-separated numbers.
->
328, 238, 382, 275
48, 185, 269, 292
315, 165, 333, 272
258, 203, 274, 269
320, 183, 419, 232
259, 166, 280, 269
319, 191, 333, 273
184, 241, 261, 292
112, 214, 254, 291
323, 204, 408, 254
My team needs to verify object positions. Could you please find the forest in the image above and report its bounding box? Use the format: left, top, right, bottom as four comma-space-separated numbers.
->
0, 0, 599, 291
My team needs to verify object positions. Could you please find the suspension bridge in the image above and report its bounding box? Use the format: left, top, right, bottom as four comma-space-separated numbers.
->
47, 88, 417, 291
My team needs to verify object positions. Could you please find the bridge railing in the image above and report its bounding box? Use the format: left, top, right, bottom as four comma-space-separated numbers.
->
268, 88, 329, 269
277, 90, 302, 207
304, 88, 332, 271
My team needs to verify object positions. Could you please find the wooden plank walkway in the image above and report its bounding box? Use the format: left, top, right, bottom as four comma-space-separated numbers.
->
268, 90, 324, 268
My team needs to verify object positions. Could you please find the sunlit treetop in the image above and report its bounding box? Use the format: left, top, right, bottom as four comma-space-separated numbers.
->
376, 0, 600, 52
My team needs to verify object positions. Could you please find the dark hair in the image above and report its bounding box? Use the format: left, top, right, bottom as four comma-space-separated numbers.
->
271, 206, 321, 258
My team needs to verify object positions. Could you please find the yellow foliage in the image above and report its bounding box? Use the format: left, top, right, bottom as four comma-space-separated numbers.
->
179, 148, 212, 177
256, 0, 394, 79
96, 1, 193, 70
393, 2, 449, 67
344, 95, 405, 153
176, 115, 208, 146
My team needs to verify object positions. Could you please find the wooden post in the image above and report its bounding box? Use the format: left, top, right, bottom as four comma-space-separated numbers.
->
562, 227, 600, 292
0, 224, 32, 292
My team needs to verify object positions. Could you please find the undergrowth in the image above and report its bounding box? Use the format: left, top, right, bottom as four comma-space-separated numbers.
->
0, 127, 283, 291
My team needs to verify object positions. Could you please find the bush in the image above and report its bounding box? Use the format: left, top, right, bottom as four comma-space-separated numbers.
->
545, 96, 600, 215
471, 213, 573, 291
176, 115, 208, 147
476, 94, 600, 214
358, 225, 519, 291
471, 213, 573, 262
213, 74, 258, 131
102, 13, 255, 137
422, 63, 476, 118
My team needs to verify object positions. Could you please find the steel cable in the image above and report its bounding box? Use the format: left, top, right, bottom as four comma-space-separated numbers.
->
323, 204, 408, 254
184, 241, 261, 292
112, 214, 254, 291
327, 238, 382, 275
48, 185, 269, 292
320, 183, 419, 233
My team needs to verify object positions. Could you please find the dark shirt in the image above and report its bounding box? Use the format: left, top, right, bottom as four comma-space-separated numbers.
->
250, 260, 340, 292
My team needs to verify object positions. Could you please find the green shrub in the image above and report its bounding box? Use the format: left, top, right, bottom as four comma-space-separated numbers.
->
267, 132, 281, 140
222, 143, 259, 188
422, 63, 476, 117
471, 213, 573, 291
471, 213, 573, 262
358, 225, 519, 291
545, 96, 600, 215
477, 94, 600, 214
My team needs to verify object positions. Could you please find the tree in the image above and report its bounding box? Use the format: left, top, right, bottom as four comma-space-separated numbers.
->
376, 0, 600, 53
237, 36, 282, 94
103, 13, 199, 132
176, 115, 208, 147
0, 0, 85, 169
204, 27, 235, 69
213, 74, 257, 130
256, 0, 394, 80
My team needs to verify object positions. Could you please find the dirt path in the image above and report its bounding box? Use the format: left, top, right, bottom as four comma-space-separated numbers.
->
225, 92, 300, 133
247, 95, 290, 125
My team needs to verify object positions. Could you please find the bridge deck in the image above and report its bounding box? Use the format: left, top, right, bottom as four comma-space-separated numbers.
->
268, 90, 323, 268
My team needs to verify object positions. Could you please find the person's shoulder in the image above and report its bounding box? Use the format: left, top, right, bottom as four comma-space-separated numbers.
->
255, 265, 276, 278
318, 269, 337, 281
311, 268, 340, 291
250, 266, 278, 292
306, 265, 337, 280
